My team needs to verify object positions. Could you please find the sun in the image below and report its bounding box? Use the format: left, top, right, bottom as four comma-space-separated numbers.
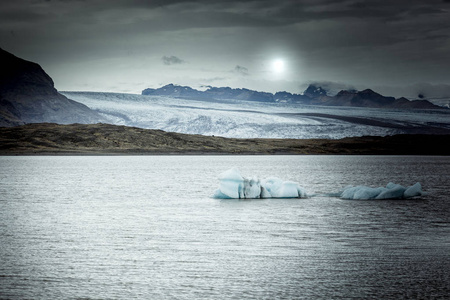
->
272, 59, 285, 73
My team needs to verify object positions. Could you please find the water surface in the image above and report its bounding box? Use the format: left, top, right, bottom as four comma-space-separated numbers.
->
1, 156, 449, 299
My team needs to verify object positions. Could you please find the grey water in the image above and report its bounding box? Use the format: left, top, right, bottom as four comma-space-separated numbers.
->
1, 155, 449, 299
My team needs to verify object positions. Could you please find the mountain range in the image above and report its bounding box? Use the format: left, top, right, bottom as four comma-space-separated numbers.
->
142, 84, 441, 110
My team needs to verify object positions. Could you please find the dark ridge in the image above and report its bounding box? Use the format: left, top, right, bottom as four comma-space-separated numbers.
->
0, 48, 104, 127
1, 123, 449, 155
142, 83, 444, 110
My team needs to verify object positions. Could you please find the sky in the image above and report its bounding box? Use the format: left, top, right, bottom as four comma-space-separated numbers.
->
1, 0, 450, 99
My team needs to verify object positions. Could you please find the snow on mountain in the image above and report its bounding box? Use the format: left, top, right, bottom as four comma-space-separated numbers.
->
62, 91, 450, 139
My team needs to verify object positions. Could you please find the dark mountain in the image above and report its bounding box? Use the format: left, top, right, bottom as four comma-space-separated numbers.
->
330, 89, 439, 109
0, 48, 104, 127
393, 97, 440, 109
313, 88, 441, 109
143, 84, 274, 102
274, 91, 310, 103
142, 84, 443, 109
331, 89, 396, 107
204, 87, 273, 102
303, 84, 328, 98
142, 83, 206, 99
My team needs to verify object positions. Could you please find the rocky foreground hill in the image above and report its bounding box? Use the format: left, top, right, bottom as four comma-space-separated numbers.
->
0, 48, 103, 127
1, 123, 448, 155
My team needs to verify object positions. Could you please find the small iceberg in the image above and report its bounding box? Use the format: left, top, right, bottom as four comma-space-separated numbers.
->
339, 182, 424, 200
213, 168, 308, 199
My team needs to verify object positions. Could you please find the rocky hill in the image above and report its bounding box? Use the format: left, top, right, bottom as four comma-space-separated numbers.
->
0, 48, 104, 127
1, 123, 449, 155
142, 84, 443, 110
142, 84, 274, 102
330, 89, 439, 109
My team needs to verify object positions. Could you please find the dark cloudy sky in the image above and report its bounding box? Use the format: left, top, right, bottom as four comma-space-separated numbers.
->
1, 0, 450, 98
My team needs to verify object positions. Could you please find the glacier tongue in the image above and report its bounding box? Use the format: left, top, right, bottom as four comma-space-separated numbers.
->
61, 91, 450, 139
61, 92, 420, 139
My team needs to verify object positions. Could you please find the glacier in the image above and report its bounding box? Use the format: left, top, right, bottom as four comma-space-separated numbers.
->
61, 91, 450, 139
213, 168, 308, 199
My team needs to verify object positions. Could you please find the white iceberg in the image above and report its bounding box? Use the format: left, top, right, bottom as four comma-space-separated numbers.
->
403, 182, 423, 199
214, 168, 245, 199
340, 182, 424, 200
213, 169, 424, 200
213, 168, 308, 199
340, 185, 385, 200
262, 177, 308, 198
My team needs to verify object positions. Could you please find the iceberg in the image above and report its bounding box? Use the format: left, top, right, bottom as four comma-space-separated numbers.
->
213, 168, 308, 199
214, 168, 244, 199
213, 169, 424, 200
340, 182, 424, 200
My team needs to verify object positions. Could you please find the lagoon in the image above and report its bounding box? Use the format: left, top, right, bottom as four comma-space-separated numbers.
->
1, 155, 449, 299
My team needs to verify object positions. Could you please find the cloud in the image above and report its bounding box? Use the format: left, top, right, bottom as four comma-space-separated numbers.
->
161, 55, 185, 65
2, 0, 450, 94
201, 76, 228, 83
233, 65, 249, 76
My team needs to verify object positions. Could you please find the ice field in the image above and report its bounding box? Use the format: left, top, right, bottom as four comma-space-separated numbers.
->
62, 92, 450, 139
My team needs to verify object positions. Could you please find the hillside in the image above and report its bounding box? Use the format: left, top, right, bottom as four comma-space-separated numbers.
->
1, 123, 449, 155
0, 48, 104, 127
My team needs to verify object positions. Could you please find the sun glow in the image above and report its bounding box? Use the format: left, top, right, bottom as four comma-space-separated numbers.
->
272, 59, 285, 73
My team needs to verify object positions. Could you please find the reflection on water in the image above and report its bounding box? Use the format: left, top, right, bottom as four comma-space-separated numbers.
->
1, 156, 449, 299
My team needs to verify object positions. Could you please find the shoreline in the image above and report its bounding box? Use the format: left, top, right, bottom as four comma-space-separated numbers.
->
1, 123, 450, 156
3, 153, 450, 156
